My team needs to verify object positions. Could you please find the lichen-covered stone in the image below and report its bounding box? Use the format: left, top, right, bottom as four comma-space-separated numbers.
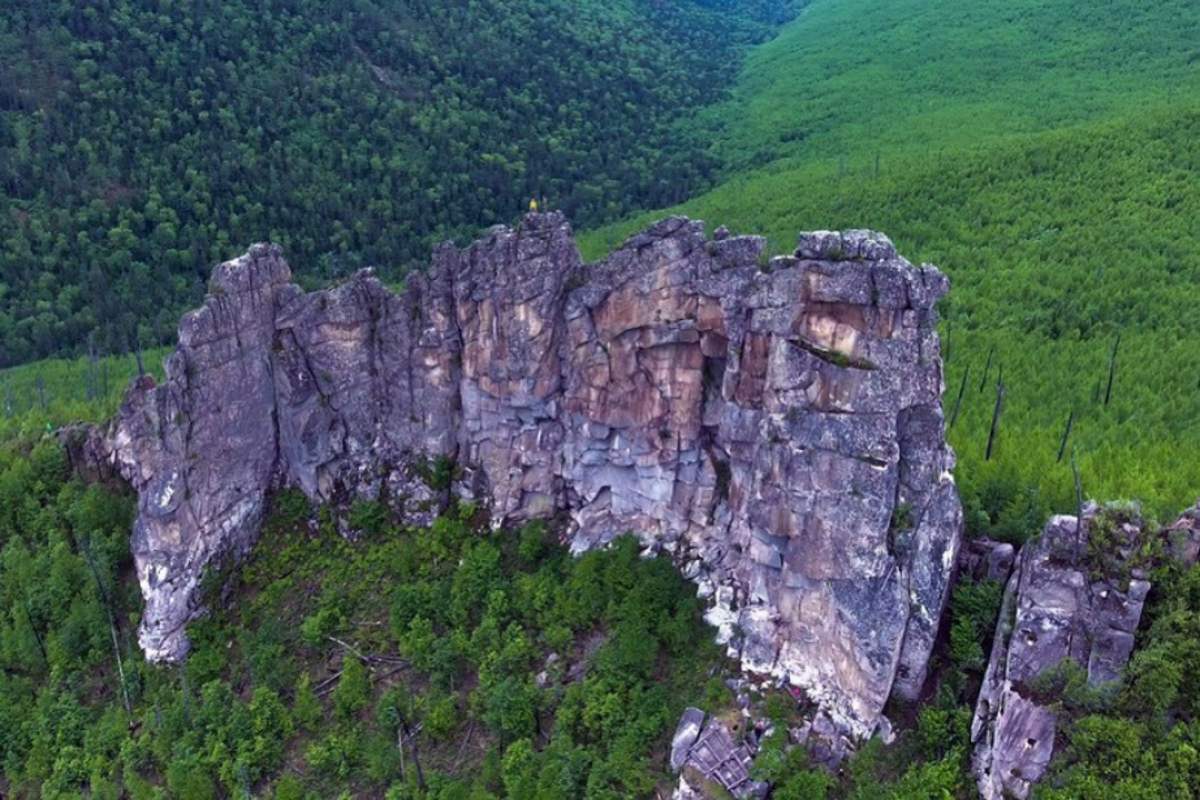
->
1167, 500, 1200, 566
100, 212, 961, 739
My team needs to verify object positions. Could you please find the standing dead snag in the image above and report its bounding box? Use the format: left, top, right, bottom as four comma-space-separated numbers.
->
950, 365, 970, 429
986, 382, 1005, 461
979, 345, 995, 393
83, 536, 133, 722
1104, 332, 1121, 406
1057, 410, 1075, 463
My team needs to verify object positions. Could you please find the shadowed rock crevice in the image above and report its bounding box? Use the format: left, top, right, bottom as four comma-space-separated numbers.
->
100, 213, 962, 741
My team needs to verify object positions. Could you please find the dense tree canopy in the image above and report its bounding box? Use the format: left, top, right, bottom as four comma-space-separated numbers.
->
0, 0, 796, 365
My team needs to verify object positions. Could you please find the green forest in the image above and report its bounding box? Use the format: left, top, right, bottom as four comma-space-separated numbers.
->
2, 382, 1200, 799
0, 0, 796, 365
5, 0, 1200, 797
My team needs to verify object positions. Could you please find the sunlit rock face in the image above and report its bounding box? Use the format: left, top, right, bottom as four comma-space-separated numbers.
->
104, 212, 961, 739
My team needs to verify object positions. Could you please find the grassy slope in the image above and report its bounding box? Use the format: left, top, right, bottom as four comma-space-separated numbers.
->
0, 348, 167, 437
581, 0, 1200, 522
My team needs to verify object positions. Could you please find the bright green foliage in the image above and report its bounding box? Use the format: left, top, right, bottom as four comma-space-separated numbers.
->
273, 773, 307, 800
292, 671, 323, 732
0, 0, 795, 365
306, 726, 364, 780
0, 434, 138, 791
753, 728, 835, 798
582, 0, 1200, 521
334, 655, 371, 720
945, 578, 1003, 697
774, 770, 836, 800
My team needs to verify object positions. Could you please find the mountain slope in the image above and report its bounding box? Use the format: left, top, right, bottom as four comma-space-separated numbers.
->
0, 0, 796, 365
581, 0, 1200, 521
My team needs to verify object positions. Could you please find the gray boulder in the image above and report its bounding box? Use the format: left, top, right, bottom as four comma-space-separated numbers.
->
671, 708, 708, 772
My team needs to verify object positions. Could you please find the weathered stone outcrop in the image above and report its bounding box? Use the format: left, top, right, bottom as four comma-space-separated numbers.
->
971, 506, 1151, 800
669, 709, 767, 799
960, 537, 1017, 584
102, 212, 961, 738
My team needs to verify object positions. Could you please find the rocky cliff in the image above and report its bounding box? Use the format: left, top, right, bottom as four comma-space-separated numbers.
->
971, 505, 1153, 800
102, 212, 962, 739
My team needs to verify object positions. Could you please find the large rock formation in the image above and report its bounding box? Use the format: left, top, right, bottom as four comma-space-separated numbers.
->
971, 505, 1152, 800
103, 212, 961, 738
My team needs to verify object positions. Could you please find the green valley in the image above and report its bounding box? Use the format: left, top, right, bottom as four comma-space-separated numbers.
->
0, 0, 796, 365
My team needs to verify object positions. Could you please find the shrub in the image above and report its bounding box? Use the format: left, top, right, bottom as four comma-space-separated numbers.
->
292, 672, 323, 731
333, 656, 371, 720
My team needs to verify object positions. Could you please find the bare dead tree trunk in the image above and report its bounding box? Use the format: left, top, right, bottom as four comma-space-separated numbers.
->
1057, 410, 1075, 463
950, 365, 970, 429
986, 382, 1005, 461
22, 600, 48, 665
406, 721, 427, 791
396, 723, 406, 783
1104, 332, 1121, 406
82, 537, 132, 721
978, 346, 995, 393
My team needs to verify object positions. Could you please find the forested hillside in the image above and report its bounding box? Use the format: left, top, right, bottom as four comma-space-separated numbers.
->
2, 357, 1198, 800
0, 0, 796, 365
582, 0, 1200, 522
7, 1, 1200, 797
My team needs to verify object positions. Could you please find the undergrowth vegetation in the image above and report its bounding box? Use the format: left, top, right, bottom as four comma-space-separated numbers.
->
0, 447, 738, 798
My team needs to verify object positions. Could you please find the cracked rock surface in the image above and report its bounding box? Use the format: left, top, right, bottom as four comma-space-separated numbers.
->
971, 507, 1152, 800
103, 213, 961, 738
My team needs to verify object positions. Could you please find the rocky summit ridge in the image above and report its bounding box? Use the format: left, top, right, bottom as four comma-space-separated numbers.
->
97, 212, 962, 740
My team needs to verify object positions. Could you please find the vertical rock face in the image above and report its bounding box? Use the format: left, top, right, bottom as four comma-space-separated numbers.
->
110, 245, 292, 661
971, 507, 1152, 800
104, 213, 961, 738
